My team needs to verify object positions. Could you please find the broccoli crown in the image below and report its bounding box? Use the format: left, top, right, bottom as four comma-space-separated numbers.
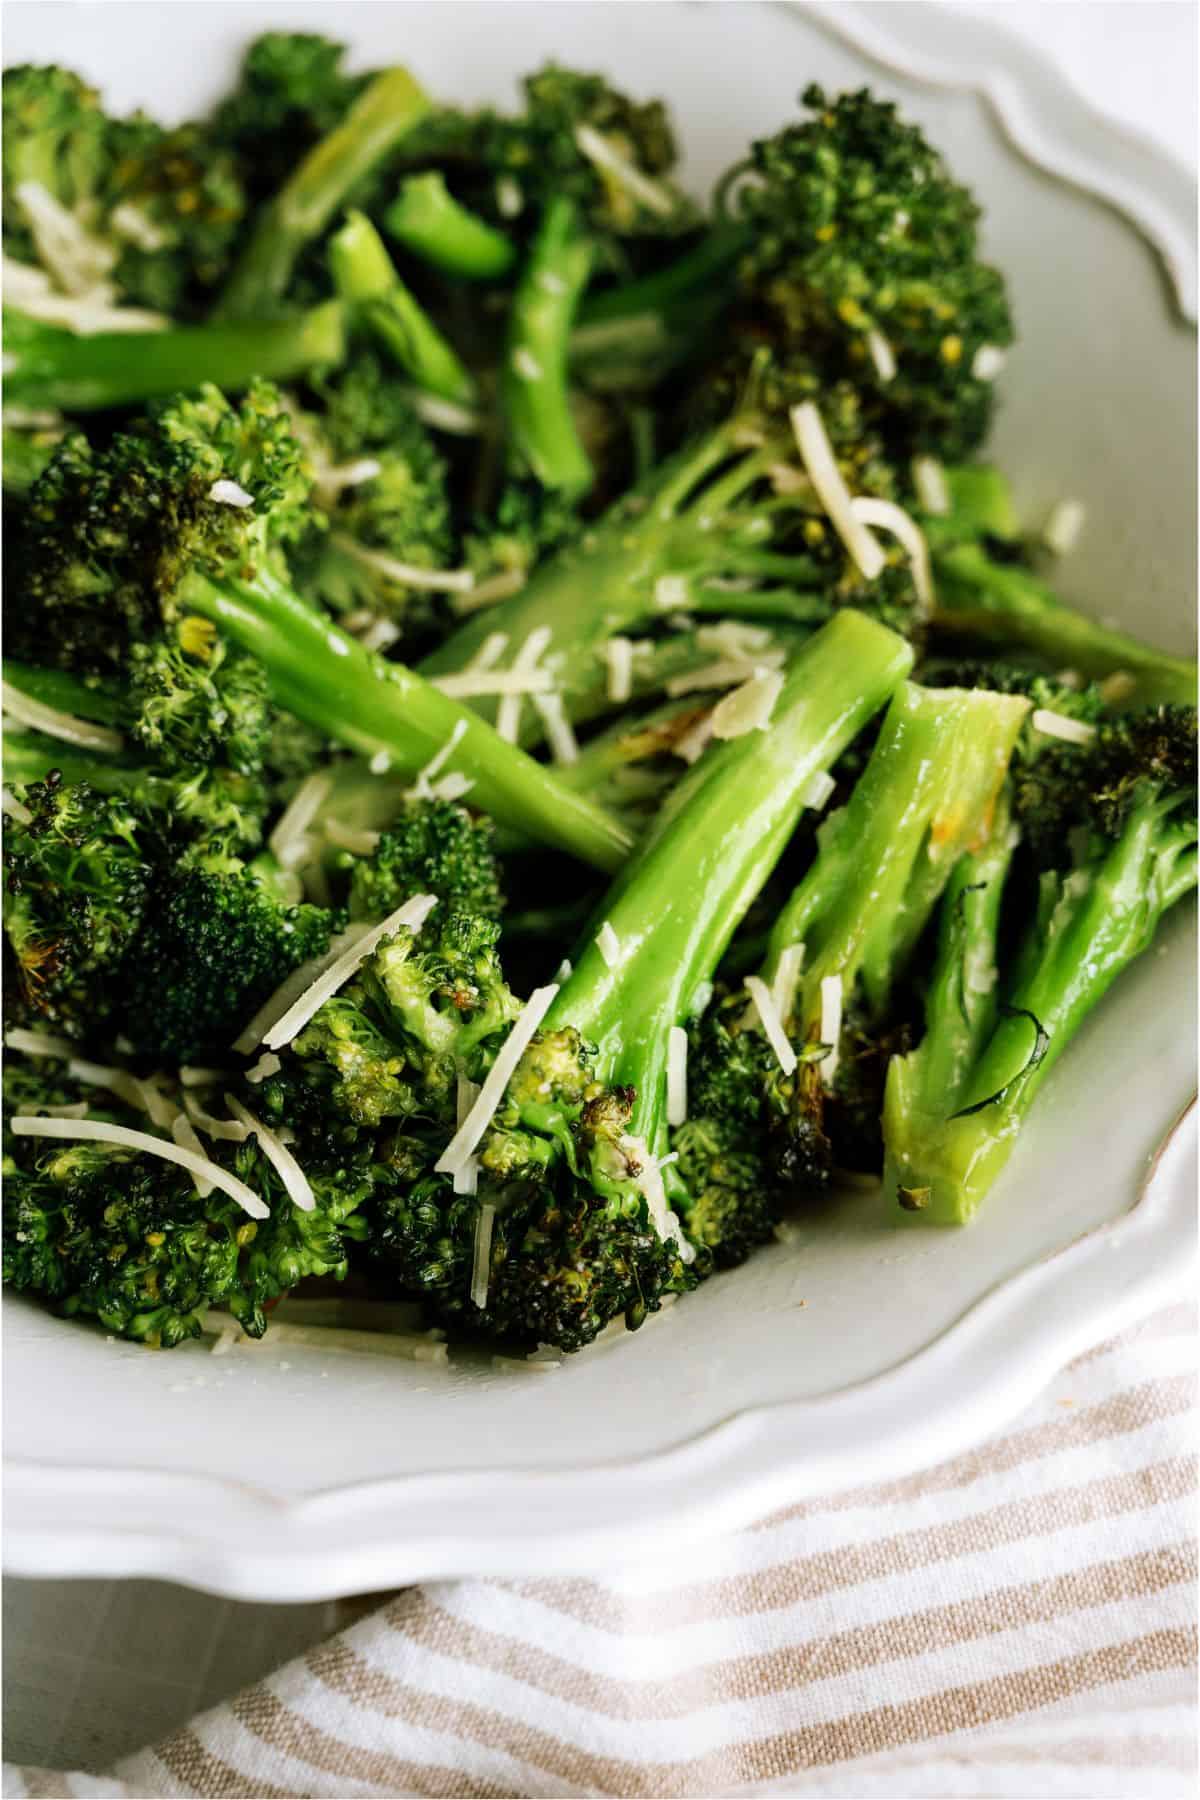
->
290, 356, 455, 634
210, 33, 366, 205
4, 776, 153, 1036
11, 382, 312, 675
347, 800, 504, 925
1013, 704, 1198, 865
125, 628, 273, 776
729, 85, 1013, 459
115, 859, 334, 1063
2, 1058, 378, 1344
2, 64, 246, 315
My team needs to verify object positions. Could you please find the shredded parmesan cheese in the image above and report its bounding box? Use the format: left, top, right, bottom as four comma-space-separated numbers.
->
433, 668, 555, 699
770, 944, 805, 1030
323, 818, 381, 856
711, 668, 784, 739
2, 680, 124, 752
405, 717, 469, 802
973, 345, 1007, 380
5, 1027, 72, 1059
209, 479, 253, 508
510, 346, 542, 382
743, 976, 798, 1076
1031, 708, 1097, 746
605, 636, 635, 704
654, 574, 690, 611
225, 1094, 315, 1212
532, 692, 579, 764
470, 1202, 496, 1309
453, 1076, 480, 1197
912, 455, 950, 516
673, 710, 715, 765
329, 534, 476, 594
1099, 670, 1137, 705
1041, 499, 1087, 556
11, 1116, 268, 1218
182, 1093, 250, 1142
619, 1135, 693, 1260
435, 984, 560, 1175
245, 1052, 282, 1086
866, 326, 897, 384
2, 789, 32, 824
358, 616, 400, 654
263, 895, 437, 1051
850, 496, 934, 614
232, 923, 372, 1053
171, 1114, 214, 1198
430, 771, 474, 803
801, 769, 837, 812
404, 389, 484, 435
666, 1026, 688, 1127
454, 568, 527, 611
665, 650, 784, 698
269, 773, 331, 867
596, 921, 620, 968
555, 958, 573, 983
791, 401, 886, 581
496, 625, 553, 745
819, 974, 844, 1086
695, 622, 774, 659
496, 175, 524, 218
574, 125, 677, 217
178, 1066, 227, 1088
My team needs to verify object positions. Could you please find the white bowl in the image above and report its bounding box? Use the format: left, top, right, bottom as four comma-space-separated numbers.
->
4, 0, 1196, 1600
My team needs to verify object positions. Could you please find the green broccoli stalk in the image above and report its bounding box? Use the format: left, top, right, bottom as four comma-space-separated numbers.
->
502, 196, 595, 495
569, 225, 745, 391
883, 707, 1198, 1222
328, 211, 477, 408
932, 541, 1197, 707
3, 299, 345, 414
755, 680, 1031, 1183
384, 171, 518, 280
419, 370, 913, 743
10, 383, 633, 874
214, 66, 430, 317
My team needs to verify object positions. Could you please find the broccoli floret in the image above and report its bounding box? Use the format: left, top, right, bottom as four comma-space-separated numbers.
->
2, 63, 246, 317
725, 85, 1013, 460
370, 612, 911, 1350
4, 776, 154, 1037
9, 381, 631, 872
114, 853, 334, 1064
347, 801, 503, 923
883, 707, 1197, 1222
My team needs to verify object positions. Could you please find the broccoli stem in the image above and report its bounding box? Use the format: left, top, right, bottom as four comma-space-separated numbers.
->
384, 172, 517, 280
329, 211, 477, 407
932, 542, 1197, 706
3, 659, 123, 724
419, 421, 820, 743
568, 227, 744, 388
765, 682, 1032, 1024
177, 564, 633, 874
502, 197, 594, 496
3, 302, 345, 414
549, 610, 914, 1160
884, 793, 1197, 1223
214, 67, 431, 318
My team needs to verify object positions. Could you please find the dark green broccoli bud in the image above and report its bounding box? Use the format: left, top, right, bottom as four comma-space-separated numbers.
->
347, 801, 503, 924
884, 707, 1197, 1222
115, 858, 334, 1064
2, 65, 109, 268
726, 85, 1013, 460
225, 1141, 377, 1337
462, 479, 583, 595
4, 776, 153, 1037
210, 33, 367, 205
101, 115, 247, 315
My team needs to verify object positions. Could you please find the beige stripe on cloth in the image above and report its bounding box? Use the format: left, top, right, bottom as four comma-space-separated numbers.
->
5, 1303, 1193, 1800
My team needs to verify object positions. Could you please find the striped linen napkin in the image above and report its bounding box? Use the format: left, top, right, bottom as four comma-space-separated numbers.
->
6, 1303, 1195, 1800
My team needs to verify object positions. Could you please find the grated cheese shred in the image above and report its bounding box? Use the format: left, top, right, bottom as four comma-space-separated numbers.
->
263, 895, 437, 1051
666, 1026, 688, 1127
596, 921, 620, 968
711, 668, 784, 739
1031, 708, 1096, 746
435, 984, 560, 1175
470, 1203, 496, 1309
850, 496, 934, 615
743, 976, 798, 1076
2, 680, 124, 753
10, 1116, 268, 1218
790, 402, 886, 581
819, 974, 844, 1086
225, 1095, 315, 1212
